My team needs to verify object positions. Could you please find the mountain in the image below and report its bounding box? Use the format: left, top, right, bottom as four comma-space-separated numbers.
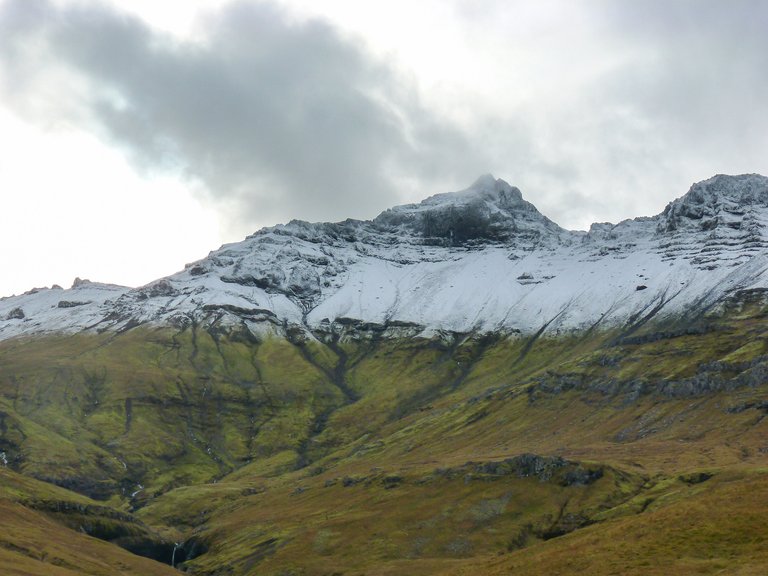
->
1, 174, 768, 576
3, 173, 768, 341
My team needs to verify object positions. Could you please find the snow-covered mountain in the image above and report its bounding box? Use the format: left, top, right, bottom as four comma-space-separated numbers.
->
3, 173, 768, 341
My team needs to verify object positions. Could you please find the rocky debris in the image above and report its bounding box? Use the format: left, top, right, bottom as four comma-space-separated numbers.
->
431, 454, 604, 486
660, 362, 768, 397
613, 325, 714, 346
537, 513, 594, 540
381, 474, 404, 489
221, 274, 268, 288
679, 471, 713, 485
516, 272, 544, 285
139, 280, 178, 298
561, 466, 604, 486
221, 268, 286, 292
724, 400, 768, 414
71, 277, 92, 288
57, 300, 91, 308
201, 304, 277, 319
5, 307, 24, 320
186, 264, 207, 276
288, 264, 321, 298
529, 372, 587, 398
313, 318, 425, 342
341, 476, 364, 487
471, 454, 568, 481
321, 470, 405, 490
530, 353, 768, 402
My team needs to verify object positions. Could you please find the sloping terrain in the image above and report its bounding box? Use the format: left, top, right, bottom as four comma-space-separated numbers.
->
0, 469, 177, 575
1, 289, 767, 574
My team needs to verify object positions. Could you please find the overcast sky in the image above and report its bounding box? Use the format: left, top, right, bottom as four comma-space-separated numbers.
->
1, 0, 767, 296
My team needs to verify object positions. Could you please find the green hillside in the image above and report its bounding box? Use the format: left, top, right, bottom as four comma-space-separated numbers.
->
1, 294, 767, 574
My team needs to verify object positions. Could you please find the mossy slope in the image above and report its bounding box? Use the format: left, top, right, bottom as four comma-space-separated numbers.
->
1, 298, 768, 573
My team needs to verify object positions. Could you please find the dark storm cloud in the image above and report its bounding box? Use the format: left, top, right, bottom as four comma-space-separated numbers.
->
0, 0, 489, 228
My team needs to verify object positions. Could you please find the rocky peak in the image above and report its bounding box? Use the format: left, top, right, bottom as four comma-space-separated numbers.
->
650, 174, 768, 270
382, 175, 527, 215
418, 174, 525, 208
374, 175, 565, 247
659, 174, 768, 233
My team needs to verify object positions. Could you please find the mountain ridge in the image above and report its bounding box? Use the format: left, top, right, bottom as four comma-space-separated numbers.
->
2, 173, 768, 341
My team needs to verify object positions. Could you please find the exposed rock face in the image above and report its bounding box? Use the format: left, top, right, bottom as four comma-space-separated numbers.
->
140, 280, 178, 298
5, 307, 24, 320
435, 454, 604, 486
374, 174, 565, 247
57, 300, 90, 308
2, 174, 768, 342
659, 174, 768, 233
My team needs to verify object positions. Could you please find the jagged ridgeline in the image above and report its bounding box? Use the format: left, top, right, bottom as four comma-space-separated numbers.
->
1, 174, 768, 575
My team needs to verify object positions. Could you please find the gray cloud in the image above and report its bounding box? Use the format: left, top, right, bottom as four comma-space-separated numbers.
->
599, 0, 768, 147
1, 0, 767, 235
0, 0, 490, 231
441, 0, 768, 228
539, 0, 768, 225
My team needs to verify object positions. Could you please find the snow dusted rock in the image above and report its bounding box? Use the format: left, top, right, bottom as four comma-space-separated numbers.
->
2, 174, 768, 341
5, 307, 24, 320
660, 174, 768, 232
374, 174, 568, 248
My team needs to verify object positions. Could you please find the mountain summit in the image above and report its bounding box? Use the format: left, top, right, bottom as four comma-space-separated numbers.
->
373, 174, 565, 247
2, 174, 768, 340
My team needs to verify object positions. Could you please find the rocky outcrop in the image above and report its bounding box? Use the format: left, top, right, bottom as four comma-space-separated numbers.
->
433, 454, 604, 486
57, 300, 90, 308
5, 307, 24, 320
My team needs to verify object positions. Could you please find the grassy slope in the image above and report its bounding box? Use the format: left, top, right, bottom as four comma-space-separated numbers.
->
0, 299, 767, 573
447, 471, 768, 576
0, 469, 177, 575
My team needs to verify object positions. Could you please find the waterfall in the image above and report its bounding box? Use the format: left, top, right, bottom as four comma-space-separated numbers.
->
172, 542, 181, 568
